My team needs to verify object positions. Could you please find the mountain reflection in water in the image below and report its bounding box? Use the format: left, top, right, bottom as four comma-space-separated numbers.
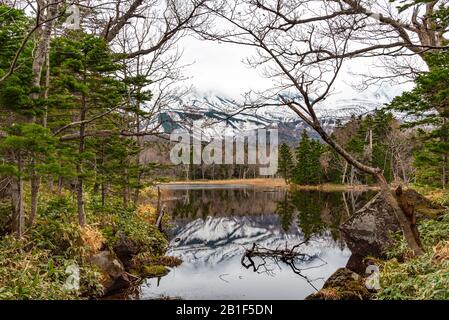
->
139, 185, 373, 300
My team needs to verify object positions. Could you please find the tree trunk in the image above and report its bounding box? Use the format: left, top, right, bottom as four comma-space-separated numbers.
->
57, 176, 63, 195
76, 173, 86, 226
77, 69, 88, 226
123, 164, 130, 208
101, 182, 107, 207
27, 1, 59, 227
133, 110, 142, 205
29, 166, 40, 226
11, 153, 24, 238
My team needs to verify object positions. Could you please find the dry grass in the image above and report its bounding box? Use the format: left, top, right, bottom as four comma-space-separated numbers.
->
291, 183, 381, 192
154, 256, 183, 267
80, 225, 106, 255
137, 204, 158, 224
167, 178, 287, 187
433, 241, 449, 263
166, 179, 384, 191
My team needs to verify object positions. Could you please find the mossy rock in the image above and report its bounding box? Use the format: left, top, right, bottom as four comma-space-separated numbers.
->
154, 256, 183, 267
131, 252, 182, 270
142, 265, 170, 278
306, 268, 373, 300
402, 189, 447, 219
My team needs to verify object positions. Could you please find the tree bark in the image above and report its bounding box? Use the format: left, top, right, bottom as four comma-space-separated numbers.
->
28, 1, 59, 226
11, 152, 24, 238
29, 166, 40, 226
77, 68, 88, 226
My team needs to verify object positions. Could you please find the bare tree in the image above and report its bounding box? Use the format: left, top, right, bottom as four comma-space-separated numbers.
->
199, 0, 424, 255
115, 8, 192, 204
248, 0, 449, 87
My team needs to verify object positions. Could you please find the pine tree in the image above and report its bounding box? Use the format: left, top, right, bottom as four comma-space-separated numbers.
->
293, 130, 323, 185
0, 124, 57, 237
389, 51, 449, 188
293, 130, 311, 184
278, 143, 294, 183
48, 32, 125, 225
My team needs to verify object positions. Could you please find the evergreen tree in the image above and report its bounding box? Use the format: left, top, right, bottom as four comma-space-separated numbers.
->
293, 130, 323, 185
48, 32, 125, 225
278, 143, 294, 183
389, 51, 449, 188
0, 124, 57, 237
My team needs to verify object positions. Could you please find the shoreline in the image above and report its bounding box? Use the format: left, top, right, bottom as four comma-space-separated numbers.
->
163, 179, 381, 191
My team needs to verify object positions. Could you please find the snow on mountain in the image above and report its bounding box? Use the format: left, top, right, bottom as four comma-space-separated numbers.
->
157, 86, 399, 144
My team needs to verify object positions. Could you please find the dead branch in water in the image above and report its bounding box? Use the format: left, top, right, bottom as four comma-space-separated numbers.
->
241, 241, 327, 291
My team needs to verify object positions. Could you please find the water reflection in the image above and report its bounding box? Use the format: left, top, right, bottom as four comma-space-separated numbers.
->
139, 185, 373, 300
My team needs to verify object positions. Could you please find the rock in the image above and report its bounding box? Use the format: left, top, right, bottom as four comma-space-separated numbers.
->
90, 250, 132, 296
402, 189, 446, 219
306, 268, 372, 300
90, 251, 125, 279
341, 192, 400, 260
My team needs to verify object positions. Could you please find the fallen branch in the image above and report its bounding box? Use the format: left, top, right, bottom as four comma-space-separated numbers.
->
241, 241, 327, 291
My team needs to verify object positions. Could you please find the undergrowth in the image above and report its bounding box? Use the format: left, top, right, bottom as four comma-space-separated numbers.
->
378, 212, 449, 300
0, 187, 168, 300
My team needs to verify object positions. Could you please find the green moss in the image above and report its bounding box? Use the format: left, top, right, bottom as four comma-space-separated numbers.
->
155, 256, 183, 268
87, 197, 168, 256
142, 265, 169, 278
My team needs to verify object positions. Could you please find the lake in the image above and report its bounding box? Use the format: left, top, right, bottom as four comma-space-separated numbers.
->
139, 184, 374, 300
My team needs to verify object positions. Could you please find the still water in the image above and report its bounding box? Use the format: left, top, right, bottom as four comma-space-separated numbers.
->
139, 184, 372, 300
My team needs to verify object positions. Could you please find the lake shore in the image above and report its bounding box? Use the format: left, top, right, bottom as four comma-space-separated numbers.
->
165, 179, 381, 191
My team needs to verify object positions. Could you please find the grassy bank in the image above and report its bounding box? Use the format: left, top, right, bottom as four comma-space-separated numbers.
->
376, 189, 449, 300
0, 187, 170, 300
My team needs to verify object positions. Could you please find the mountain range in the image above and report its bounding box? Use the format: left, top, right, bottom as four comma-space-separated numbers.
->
157, 87, 398, 144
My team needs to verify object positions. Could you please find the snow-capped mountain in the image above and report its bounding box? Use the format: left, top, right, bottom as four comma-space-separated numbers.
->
157, 87, 398, 144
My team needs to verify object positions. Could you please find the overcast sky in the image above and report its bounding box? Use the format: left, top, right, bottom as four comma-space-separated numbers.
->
179, 36, 274, 98
178, 36, 414, 105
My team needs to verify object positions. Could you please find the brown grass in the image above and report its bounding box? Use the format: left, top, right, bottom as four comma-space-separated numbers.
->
80, 225, 106, 255
166, 179, 383, 191
290, 183, 381, 192
433, 241, 449, 263
167, 178, 287, 187
154, 256, 183, 267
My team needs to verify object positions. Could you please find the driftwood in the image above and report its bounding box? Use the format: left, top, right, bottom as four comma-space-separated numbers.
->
241, 241, 327, 291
